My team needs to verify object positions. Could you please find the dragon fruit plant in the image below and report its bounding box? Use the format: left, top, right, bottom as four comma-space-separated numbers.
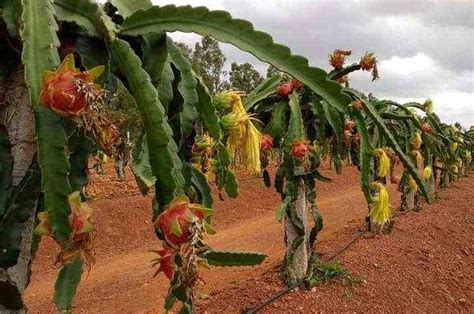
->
1, 1, 470, 311
243, 49, 437, 285
360, 97, 473, 210
0, 0, 364, 312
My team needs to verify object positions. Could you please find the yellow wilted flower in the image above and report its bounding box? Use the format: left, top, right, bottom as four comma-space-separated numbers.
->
213, 93, 232, 110
97, 151, 108, 163
412, 150, 424, 169
423, 166, 432, 180
223, 91, 262, 175
423, 98, 433, 114
373, 148, 390, 178
369, 182, 392, 227
408, 175, 418, 191
313, 140, 321, 153
451, 142, 458, 151
451, 165, 459, 173
194, 133, 214, 149
466, 151, 472, 164
411, 133, 422, 150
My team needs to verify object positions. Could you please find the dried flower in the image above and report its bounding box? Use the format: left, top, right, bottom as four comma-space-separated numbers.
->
329, 49, 351, 69
351, 100, 364, 111
373, 148, 391, 178
261, 134, 274, 150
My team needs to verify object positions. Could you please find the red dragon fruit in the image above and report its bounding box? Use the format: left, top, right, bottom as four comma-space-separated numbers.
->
291, 140, 311, 159
155, 195, 213, 247
261, 134, 274, 150
390, 176, 400, 185
421, 122, 432, 134
276, 80, 304, 98
40, 53, 104, 117
35, 192, 95, 243
276, 82, 293, 97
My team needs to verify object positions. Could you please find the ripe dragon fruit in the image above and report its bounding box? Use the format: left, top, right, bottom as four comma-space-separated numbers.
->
290, 80, 304, 91
276, 80, 304, 97
291, 140, 311, 159
35, 191, 95, 243
155, 195, 214, 247
390, 176, 400, 184
261, 134, 274, 150
40, 53, 104, 117
421, 123, 432, 134
276, 82, 293, 97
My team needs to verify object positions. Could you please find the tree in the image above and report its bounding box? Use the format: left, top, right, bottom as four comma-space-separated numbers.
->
191, 36, 226, 94
266, 65, 281, 78
175, 42, 192, 60
228, 62, 263, 94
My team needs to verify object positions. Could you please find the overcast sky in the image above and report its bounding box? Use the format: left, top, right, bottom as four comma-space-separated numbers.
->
159, 0, 474, 126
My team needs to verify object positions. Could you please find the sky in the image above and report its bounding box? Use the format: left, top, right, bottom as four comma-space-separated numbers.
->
158, 0, 474, 126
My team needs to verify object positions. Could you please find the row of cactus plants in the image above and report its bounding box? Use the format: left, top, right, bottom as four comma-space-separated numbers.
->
246, 49, 472, 286
0, 0, 472, 312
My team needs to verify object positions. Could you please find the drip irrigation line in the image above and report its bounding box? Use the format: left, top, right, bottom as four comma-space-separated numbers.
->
244, 207, 423, 313
322, 227, 367, 263
244, 225, 368, 314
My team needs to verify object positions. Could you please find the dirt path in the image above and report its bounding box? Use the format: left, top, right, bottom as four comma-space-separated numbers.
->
25, 165, 388, 312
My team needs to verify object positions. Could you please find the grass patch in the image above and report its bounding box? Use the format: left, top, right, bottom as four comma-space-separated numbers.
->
314, 261, 347, 283
307, 260, 363, 292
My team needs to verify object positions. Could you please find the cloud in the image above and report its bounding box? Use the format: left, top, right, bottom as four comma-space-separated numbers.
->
390, 91, 474, 127
159, 0, 474, 125
349, 53, 474, 125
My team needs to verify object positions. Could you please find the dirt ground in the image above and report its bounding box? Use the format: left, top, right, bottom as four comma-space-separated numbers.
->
24, 163, 473, 313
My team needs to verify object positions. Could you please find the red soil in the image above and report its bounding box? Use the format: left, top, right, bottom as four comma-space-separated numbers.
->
24, 164, 473, 313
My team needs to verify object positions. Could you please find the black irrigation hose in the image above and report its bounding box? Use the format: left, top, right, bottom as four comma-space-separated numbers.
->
244, 198, 435, 314
244, 225, 368, 314
244, 204, 421, 314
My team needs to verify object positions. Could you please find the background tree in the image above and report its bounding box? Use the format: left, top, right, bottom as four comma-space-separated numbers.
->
191, 36, 226, 94
266, 65, 281, 78
175, 42, 192, 61
228, 62, 263, 94
266, 64, 291, 81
